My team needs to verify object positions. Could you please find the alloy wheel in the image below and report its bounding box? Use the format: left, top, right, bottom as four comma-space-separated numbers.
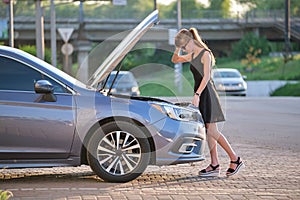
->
97, 130, 142, 176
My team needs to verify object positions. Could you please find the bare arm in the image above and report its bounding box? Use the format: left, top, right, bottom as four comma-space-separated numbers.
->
171, 48, 193, 63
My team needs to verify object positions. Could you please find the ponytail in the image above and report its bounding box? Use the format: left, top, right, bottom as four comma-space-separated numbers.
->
189, 28, 216, 66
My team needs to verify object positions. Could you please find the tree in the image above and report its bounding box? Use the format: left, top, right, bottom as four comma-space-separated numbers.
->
238, 0, 300, 16
89, 0, 154, 19
208, 0, 231, 18
157, 0, 206, 19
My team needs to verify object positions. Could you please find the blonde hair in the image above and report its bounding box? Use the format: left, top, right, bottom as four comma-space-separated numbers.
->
175, 28, 216, 66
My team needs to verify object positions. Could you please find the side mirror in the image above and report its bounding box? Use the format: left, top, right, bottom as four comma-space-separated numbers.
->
34, 80, 54, 94
242, 75, 247, 80
34, 80, 56, 102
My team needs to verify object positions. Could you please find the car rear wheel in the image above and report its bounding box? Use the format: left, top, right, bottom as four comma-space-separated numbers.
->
87, 121, 151, 182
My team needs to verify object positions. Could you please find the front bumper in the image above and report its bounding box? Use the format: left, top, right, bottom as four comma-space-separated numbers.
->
149, 119, 206, 166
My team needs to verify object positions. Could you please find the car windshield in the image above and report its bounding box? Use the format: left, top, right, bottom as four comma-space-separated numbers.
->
214, 71, 240, 78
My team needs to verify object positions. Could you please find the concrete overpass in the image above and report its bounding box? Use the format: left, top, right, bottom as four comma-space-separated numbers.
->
5, 15, 300, 58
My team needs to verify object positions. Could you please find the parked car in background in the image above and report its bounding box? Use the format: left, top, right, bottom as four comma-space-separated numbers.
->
100, 71, 140, 96
212, 68, 247, 96
0, 10, 206, 183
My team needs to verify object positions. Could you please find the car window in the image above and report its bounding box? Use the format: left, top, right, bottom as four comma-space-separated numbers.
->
214, 71, 240, 78
213, 72, 222, 78
0, 56, 68, 93
106, 73, 136, 87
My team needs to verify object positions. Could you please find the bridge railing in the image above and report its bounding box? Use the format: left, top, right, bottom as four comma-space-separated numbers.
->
243, 9, 299, 24
1, 6, 298, 22
43, 9, 291, 21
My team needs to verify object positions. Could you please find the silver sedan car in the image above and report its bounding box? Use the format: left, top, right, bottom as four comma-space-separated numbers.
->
0, 10, 206, 182
212, 68, 247, 96
101, 71, 140, 96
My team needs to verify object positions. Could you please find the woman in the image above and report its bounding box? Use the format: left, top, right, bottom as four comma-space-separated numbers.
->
171, 28, 244, 177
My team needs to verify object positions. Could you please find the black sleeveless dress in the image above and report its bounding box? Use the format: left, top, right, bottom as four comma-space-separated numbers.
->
190, 50, 225, 123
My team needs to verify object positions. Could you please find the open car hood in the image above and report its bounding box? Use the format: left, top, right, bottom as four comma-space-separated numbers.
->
87, 10, 159, 87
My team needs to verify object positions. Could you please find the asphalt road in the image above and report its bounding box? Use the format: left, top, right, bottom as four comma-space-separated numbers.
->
220, 96, 300, 151
1, 97, 299, 200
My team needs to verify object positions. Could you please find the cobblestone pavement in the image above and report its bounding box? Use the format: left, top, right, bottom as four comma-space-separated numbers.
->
1, 97, 300, 200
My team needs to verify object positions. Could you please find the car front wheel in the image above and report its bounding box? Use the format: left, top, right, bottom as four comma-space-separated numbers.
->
87, 121, 151, 182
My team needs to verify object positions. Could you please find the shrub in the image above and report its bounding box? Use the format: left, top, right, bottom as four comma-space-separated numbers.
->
0, 190, 13, 200
231, 32, 270, 60
241, 46, 262, 72
19, 45, 52, 64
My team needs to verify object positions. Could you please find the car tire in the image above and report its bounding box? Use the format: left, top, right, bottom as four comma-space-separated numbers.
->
87, 121, 151, 182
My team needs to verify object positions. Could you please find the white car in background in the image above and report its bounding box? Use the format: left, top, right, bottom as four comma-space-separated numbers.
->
101, 71, 140, 96
212, 68, 247, 96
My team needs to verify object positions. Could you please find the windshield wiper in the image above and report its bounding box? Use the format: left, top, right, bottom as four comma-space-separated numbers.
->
98, 63, 123, 95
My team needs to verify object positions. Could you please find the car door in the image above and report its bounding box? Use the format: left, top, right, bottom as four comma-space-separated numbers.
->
0, 55, 76, 160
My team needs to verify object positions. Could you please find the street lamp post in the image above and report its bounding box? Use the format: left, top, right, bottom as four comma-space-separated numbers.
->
282, 0, 292, 76
9, 0, 13, 47
175, 0, 182, 93
3, 0, 14, 47
50, 0, 57, 66
35, 0, 45, 60
284, 0, 291, 63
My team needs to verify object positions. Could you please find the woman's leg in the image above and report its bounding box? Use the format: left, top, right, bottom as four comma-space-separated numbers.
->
206, 123, 239, 170
206, 128, 219, 166
199, 127, 220, 176
200, 122, 244, 175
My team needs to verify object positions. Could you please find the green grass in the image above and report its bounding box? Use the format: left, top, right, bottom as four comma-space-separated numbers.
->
270, 82, 300, 96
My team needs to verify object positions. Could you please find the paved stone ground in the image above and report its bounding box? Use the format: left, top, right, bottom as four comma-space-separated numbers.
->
1, 97, 300, 200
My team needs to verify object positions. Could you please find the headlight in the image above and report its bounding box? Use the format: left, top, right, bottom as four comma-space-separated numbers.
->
150, 103, 203, 122
131, 86, 139, 93
110, 88, 117, 93
215, 83, 225, 90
